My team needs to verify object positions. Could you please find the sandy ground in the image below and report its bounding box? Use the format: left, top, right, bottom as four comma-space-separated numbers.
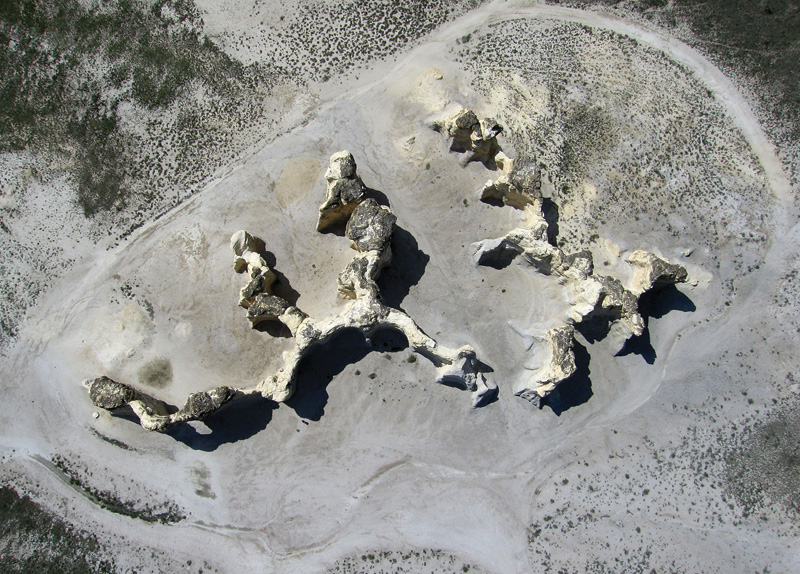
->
1, 1, 798, 572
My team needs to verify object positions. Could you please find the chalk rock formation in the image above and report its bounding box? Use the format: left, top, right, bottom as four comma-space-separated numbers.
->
473, 225, 648, 335
257, 182, 494, 405
473, 225, 556, 272
430, 106, 503, 166
86, 152, 495, 432
84, 376, 236, 432
515, 326, 576, 407
472, 156, 688, 405
428, 111, 693, 409
317, 150, 368, 232
230, 230, 305, 332
239, 267, 277, 309
628, 249, 689, 295
231, 229, 276, 308
481, 164, 544, 210
230, 230, 269, 274
593, 276, 645, 337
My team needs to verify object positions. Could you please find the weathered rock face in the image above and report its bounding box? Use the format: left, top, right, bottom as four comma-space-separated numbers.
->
325, 150, 357, 180
473, 224, 650, 340
84, 376, 237, 432
475, 211, 689, 401
257, 162, 495, 405
231, 230, 269, 274
481, 164, 543, 210
230, 230, 260, 257
430, 106, 503, 166
346, 198, 397, 253
179, 387, 236, 420
317, 150, 368, 232
515, 326, 576, 405
337, 252, 388, 300
87, 376, 136, 410
247, 294, 291, 326
473, 227, 557, 272
437, 107, 480, 152
597, 276, 645, 337
229, 230, 299, 335
239, 268, 278, 308
628, 249, 689, 295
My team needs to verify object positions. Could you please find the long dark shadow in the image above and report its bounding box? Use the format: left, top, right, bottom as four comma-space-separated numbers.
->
286, 329, 370, 421
168, 394, 277, 452
543, 338, 592, 416
377, 225, 430, 309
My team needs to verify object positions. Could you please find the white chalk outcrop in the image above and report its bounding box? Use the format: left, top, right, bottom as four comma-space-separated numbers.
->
230, 229, 307, 332
471, 162, 687, 407
430, 106, 503, 166
316, 150, 368, 232
515, 326, 576, 408
628, 249, 689, 295
480, 164, 545, 210
84, 376, 237, 432
85, 152, 496, 431
260, 191, 495, 406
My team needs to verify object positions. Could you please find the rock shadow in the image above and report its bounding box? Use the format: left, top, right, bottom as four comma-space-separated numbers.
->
574, 316, 613, 345
640, 283, 696, 318
475, 242, 521, 270
542, 198, 559, 245
167, 393, 277, 452
286, 328, 373, 421
378, 225, 430, 308
617, 328, 656, 364
249, 250, 301, 338
365, 186, 391, 208
616, 285, 696, 364
479, 195, 505, 208
542, 339, 592, 416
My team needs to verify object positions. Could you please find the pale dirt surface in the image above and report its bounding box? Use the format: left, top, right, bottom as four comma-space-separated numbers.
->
1, 1, 799, 573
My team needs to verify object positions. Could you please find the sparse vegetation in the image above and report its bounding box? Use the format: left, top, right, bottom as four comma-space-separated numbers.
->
0, 485, 116, 573
328, 548, 483, 573
457, 18, 770, 291
0, 0, 275, 216
724, 404, 800, 519
52, 454, 185, 524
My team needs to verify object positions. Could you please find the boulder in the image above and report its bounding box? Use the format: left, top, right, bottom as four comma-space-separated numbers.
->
325, 150, 358, 180
346, 198, 396, 253
180, 386, 235, 419
88, 376, 136, 410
